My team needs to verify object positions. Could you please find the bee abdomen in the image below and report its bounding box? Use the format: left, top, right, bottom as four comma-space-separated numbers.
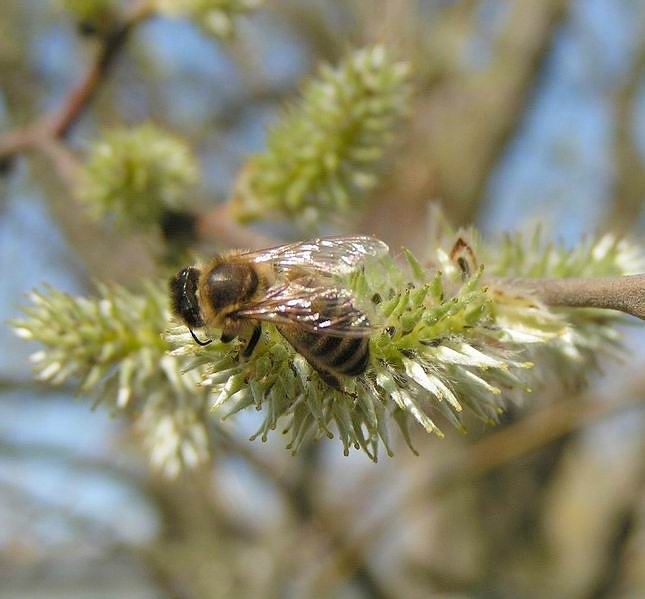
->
305, 333, 370, 377
328, 337, 370, 376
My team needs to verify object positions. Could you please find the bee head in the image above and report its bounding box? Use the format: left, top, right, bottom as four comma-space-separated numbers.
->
170, 267, 212, 346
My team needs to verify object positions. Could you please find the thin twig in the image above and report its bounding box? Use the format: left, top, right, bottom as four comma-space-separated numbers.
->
0, 128, 44, 161
0, 0, 155, 162
195, 203, 276, 250
608, 35, 645, 233
499, 274, 645, 320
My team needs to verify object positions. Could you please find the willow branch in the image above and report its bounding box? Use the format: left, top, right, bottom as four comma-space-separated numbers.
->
0, 0, 155, 162
608, 37, 645, 233
51, 2, 155, 138
499, 274, 645, 320
195, 203, 276, 249
429, 388, 645, 491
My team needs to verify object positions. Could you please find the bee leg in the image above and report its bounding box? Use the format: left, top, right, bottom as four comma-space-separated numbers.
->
242, 325, 262, 359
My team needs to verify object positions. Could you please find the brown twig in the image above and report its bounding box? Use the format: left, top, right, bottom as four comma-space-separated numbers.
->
0, 127, 43, 161
195, 203, 276, 250
608, 36, 645, 234
0, 0, 155, 163
499, 274, 645, 320
50, 31, 133, 138
0, 0, 273, 256
37, 138, 83, 188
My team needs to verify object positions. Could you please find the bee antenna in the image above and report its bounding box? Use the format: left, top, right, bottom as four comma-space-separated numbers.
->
190, 329, 213, 346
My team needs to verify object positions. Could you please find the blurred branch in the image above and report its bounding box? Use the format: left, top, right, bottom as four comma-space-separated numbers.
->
427, 387, 644, 493
0, 3, 160, 284
36, 139, 272, 263
0, 376, 76, 396
608, 37, 645, 233
363, 0, 570, 252
0, 0, 155, 163
313, 372, 645, 596
0, 488, 187, 598
209, 83, 295, 133
214, 427, 393, 599
0, 0, 273, 261
1, 427, 383, 599
0, 4, 163, 282
32, 150, 157, 283
135, 545, 196, 599
273, 0, 345, 63
37, 138, 83, 189
449, 0, 570, 224
195, 203, 276, 250
454, 0, 569, 218
50, 1, 156, 139
586, 470, 645, 599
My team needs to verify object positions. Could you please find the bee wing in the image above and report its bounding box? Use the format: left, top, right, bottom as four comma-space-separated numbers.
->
238, 235, 389, 276
234, 279, 373, 337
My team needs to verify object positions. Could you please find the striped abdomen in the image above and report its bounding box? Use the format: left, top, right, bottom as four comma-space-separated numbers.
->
278, 325, 369, 388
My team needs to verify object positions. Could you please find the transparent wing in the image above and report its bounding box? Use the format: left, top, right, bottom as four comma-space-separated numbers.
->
237, 235, 389, 276
234, 278, 373, 337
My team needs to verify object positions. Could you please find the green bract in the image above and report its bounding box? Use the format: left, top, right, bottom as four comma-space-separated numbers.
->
78, 124, 198, 229
232, 46, 411, 228
156, 0, 262, 39
58, 0, 116, 23
452, 227, 643, 385
11, 284, 209, 477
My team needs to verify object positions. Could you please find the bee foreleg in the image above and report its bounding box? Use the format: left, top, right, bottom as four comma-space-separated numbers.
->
242, 325, 262, 359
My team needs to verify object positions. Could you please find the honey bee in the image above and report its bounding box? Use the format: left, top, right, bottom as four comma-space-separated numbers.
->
170, 236, 389, 389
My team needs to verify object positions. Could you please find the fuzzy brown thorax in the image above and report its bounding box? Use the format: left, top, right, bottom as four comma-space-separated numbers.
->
198, 255, 274, 333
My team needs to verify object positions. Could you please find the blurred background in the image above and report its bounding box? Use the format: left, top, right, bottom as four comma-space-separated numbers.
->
1, 0, 645, 597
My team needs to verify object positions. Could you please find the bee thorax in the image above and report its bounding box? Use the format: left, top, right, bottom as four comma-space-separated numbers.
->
204, 263, 259, 310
